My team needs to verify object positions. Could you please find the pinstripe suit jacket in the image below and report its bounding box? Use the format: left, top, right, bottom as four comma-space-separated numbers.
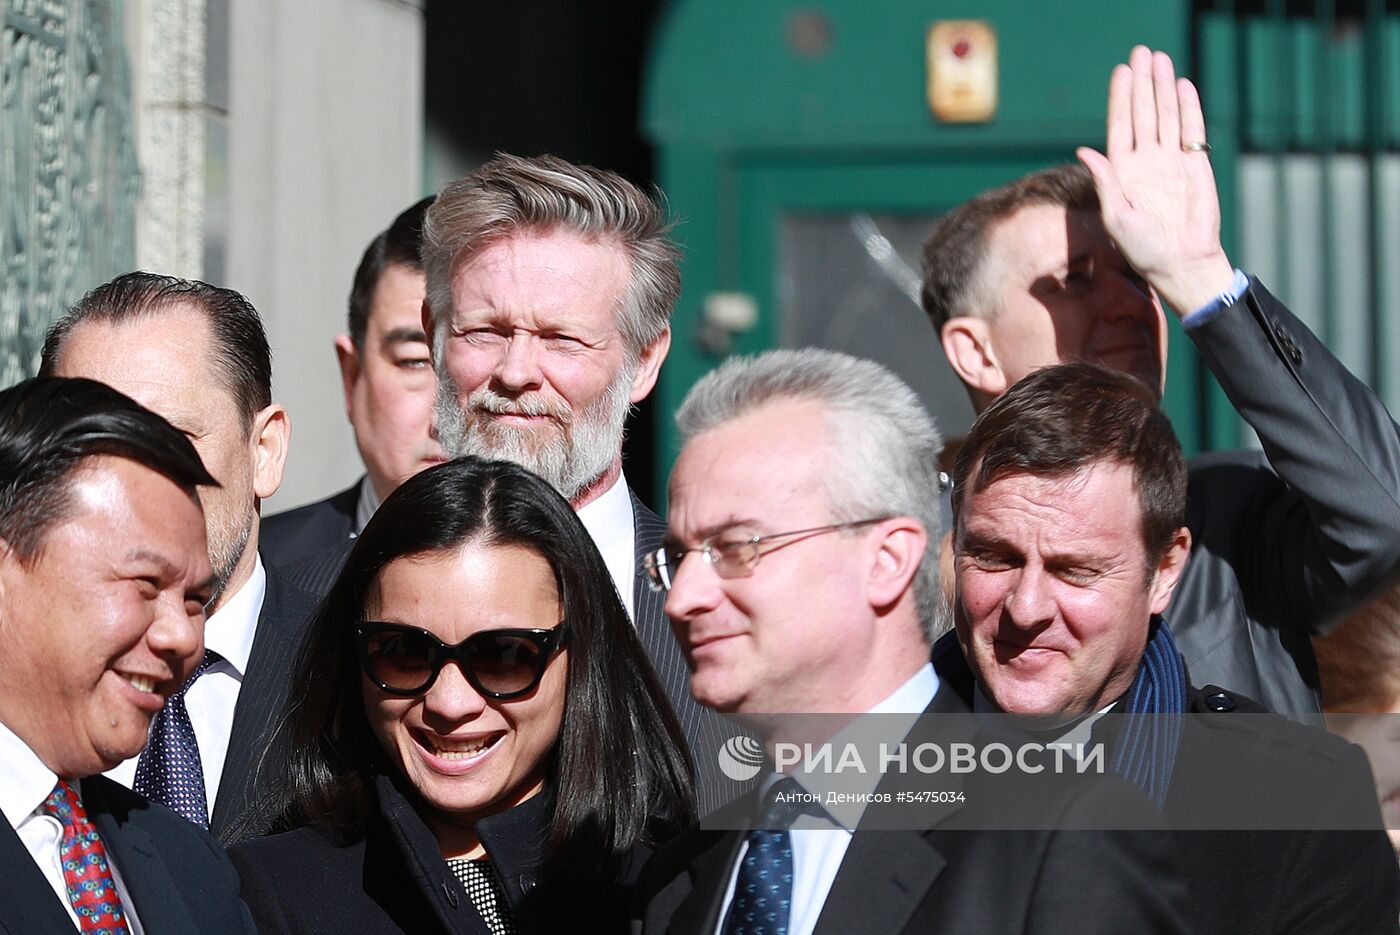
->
630, 491, 752, 815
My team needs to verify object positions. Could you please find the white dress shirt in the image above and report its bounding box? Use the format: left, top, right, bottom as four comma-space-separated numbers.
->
574, 471, 637, 621
354, 474, 379, 535
0, 721, 145, 933
106, 557, 267, 817
714, 664, 940, 935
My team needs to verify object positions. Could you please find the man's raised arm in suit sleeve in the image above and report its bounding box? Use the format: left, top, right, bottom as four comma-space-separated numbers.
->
1078, 45, 1400, 634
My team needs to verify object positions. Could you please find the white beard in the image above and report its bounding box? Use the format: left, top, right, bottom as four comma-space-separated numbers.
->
434, 360, 635, 502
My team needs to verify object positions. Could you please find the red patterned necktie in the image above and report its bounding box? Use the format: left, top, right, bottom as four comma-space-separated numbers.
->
41, 780, 131, 934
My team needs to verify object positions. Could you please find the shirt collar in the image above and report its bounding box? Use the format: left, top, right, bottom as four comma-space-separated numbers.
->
776, 663, 940, 830
206, 555, 266, 677
354, 475, 380, 534
867, 662, 939, 715
573, 472, 636, 616
573, 470, 632, 548
0, 719, 59, 830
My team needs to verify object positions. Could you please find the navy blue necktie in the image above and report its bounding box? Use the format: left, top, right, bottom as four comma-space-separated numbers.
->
133, 650, 221, 827
721, 777, 825, 935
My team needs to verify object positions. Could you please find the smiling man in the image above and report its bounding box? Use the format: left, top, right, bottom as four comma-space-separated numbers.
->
638, 349, 1189, 935
939, 361, 1400, 935
0, 376, 253, 933
921, 47, 1400, 715
420, 153, 736, 810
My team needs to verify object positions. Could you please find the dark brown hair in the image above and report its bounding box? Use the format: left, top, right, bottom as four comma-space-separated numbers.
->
261, 457, 694, 880
347, 196, 434, 349
40, 272, 272, 432
952, 362, 1186, 567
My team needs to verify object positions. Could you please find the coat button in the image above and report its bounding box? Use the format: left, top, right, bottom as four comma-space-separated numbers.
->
1205, 691, 1236, 712
443, 882, 459, 908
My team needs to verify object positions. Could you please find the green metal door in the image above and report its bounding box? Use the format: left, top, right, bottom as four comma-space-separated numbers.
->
646, 0, 1188, 504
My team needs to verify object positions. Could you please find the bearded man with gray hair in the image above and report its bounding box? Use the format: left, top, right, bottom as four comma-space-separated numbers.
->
420, 152, 737, 810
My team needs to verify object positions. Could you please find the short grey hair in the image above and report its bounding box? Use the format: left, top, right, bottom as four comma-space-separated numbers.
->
676, 348, 945, 640
422, 153, 681, 360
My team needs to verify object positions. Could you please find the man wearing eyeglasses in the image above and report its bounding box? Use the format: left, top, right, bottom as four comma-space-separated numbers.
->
636, 348, 1189, 935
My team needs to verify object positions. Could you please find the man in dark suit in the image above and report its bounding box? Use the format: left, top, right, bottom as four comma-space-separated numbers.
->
0, 376, 253, 934
421, 153, 736, 811
921, 46, 1400, 715
40, 273, 318, 843
261, 197, 446, 566
638, 348, 1189, 935
938, 360, 1399, 934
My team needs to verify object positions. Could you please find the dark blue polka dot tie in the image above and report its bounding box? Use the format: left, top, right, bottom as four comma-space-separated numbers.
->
133, 650, 220, 828
721, 777, 822, 935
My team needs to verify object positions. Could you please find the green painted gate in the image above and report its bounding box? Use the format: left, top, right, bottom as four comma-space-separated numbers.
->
1, 0, 138, 387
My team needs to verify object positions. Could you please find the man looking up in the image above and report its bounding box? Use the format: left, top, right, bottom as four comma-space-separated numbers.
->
40, 273, 318, 842
940, 361, 1400, 934
262, 197, 446, 566
638, 349, 1188, 935
421, 152, 735, 810
0, 376, 252, 933
920, 46, 1400, 714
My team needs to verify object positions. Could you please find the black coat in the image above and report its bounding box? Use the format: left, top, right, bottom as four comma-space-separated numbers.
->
1170, 279, 1400, 714
933, 648, 1400, 934
636, 684, 1192, 935
230, 774, 645, 934
0, 776, 254, 935
1166, 685, 1399, 934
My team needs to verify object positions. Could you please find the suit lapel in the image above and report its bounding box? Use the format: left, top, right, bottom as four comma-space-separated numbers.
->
628, 491, 759, 813
0, 820, 76, 935
85, 784, 202, 933
810, 831, 945, 935
210, 567, 307, 837
629, 492, 689, 705
665, 829, 747, 935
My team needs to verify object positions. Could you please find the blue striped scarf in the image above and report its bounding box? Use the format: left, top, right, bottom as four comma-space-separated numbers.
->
934, 618, 1188, 809
1108, 620, 1188, 809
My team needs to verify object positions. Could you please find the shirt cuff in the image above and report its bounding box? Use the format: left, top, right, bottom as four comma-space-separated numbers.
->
1182, 268, 1250, 330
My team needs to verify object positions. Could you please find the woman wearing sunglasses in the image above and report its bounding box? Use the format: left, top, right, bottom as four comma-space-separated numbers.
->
229, 457, 695, 933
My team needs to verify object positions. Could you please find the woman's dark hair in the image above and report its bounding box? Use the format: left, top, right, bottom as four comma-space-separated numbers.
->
266, 456, 694, 874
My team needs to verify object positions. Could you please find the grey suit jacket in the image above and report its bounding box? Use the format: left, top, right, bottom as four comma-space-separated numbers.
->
0, 775, 254, 935
210, 565, 319, 843
636, 685, 1190, 935
1170, 278, 1400, 714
